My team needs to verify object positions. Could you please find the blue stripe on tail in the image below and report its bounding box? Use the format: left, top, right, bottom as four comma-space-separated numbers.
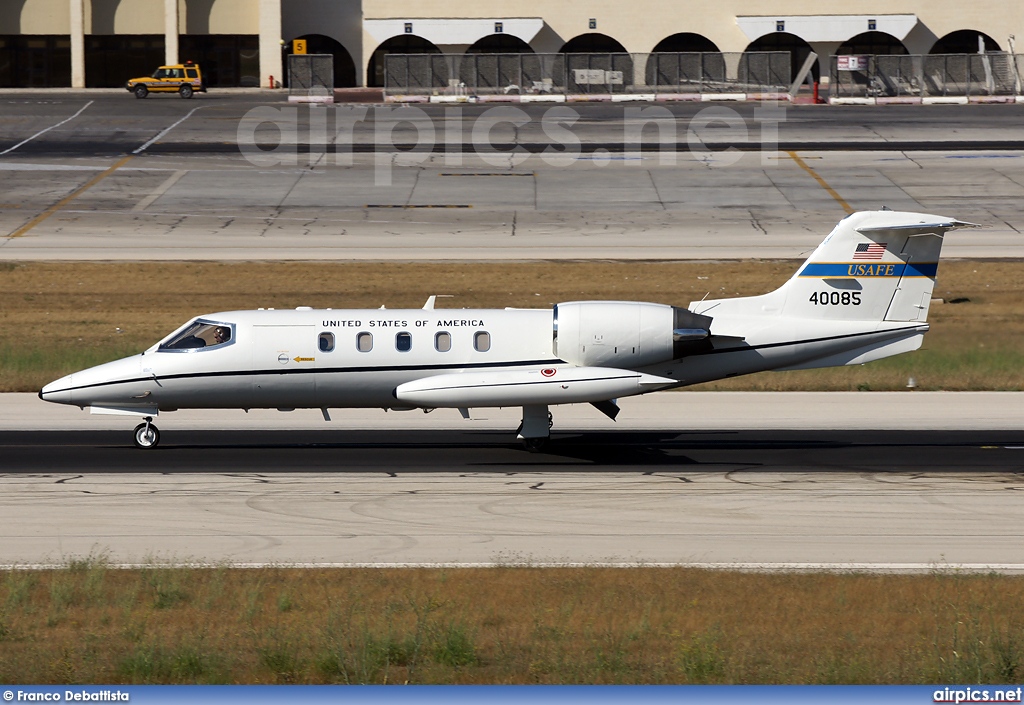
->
798, 262, 938, 278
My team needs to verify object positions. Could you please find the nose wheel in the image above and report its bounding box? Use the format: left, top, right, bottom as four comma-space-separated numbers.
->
133, 417, 160, 449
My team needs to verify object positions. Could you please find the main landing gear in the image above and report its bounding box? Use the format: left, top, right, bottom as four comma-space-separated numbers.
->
517, 404, 552, 452
133, 417, 160, 449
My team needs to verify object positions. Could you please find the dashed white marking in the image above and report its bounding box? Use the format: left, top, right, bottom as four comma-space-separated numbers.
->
132, 106, 206, 154
0, 100, 93, 155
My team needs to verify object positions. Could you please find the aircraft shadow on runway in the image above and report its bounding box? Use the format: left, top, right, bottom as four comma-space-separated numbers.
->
3, 429, 1023, 473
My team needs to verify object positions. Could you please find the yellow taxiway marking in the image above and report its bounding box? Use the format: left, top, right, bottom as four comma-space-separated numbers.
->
786, 150, 854, 215
7, 155, 134, 238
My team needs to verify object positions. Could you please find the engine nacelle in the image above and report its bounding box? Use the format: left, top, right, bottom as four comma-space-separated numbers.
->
553, 301, 712, 368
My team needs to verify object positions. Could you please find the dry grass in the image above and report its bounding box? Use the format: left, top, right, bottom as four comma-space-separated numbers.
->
1, 564, 1023, 684
1, 260, 1022, 392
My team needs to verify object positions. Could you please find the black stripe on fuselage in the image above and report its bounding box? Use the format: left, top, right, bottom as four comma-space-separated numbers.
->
46, 358, 565, 396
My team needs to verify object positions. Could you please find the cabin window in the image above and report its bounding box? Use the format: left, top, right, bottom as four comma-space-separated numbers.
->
319, 332, 335, 352
396, 331, 412, 352
474, 331, 491, 352
435, 331, 451, 352
158, 320, 233, 352
356, 331, 372, 352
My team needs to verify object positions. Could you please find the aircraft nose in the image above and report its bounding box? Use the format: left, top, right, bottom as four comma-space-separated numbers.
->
40, 375, 74, 405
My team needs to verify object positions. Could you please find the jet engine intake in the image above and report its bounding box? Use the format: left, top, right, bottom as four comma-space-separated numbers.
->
553, 301, 712, 367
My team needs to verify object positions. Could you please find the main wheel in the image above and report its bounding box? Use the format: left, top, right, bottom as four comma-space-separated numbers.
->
133, 422, 160, 449
134, 84, 149, 99
522, 437, 548, 453
179, 84, 193, 99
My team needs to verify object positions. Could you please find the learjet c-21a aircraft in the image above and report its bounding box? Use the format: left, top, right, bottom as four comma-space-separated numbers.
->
40, 210, 975, 450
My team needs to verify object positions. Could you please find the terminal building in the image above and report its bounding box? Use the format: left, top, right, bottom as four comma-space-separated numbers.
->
0, 0, 1020, 89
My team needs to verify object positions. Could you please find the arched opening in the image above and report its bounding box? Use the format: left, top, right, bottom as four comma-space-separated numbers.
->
465, 34, 535, 55
647, 33, 724, 91
558, 33, 627, 54
925, 31, 1006, 97
367, 34, 443, 88
743, 32, 817, 82
286, 34, 356, 87
831, 33, 911, 99
460, 34, 536, 92
556, 34, 632, 93
651, 33, 720, 53
930, 30, 1001, 54
837, 31, 908, 55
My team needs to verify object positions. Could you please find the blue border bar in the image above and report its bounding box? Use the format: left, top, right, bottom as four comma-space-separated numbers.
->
2, 686, 1022, 705
798, 262, 938, 278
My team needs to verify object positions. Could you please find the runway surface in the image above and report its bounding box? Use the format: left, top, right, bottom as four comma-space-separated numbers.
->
3, 392, 1023, 569
2, 95, 1024, 258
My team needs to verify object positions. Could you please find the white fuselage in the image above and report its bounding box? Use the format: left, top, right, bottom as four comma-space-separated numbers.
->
40, 306, 926, 415
43, 308, 558, 412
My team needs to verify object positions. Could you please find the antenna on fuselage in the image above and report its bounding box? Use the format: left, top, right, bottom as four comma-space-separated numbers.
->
422, 294, 453, 310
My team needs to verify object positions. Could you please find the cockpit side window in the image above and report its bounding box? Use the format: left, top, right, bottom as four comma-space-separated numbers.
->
158, 321, 234, 352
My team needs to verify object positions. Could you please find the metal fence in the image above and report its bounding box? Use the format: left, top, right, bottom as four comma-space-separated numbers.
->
288, 54, 333, 98
829, 53, 1023, 98
384, 52, 791, 97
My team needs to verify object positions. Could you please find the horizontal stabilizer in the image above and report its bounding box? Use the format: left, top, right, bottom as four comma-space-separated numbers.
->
856, 219, 978, 235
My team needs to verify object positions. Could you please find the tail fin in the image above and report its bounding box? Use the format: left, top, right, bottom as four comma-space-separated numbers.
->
777, 211, 977, 322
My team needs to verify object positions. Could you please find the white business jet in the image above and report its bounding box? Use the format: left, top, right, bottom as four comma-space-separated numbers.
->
40, 210, 974, 450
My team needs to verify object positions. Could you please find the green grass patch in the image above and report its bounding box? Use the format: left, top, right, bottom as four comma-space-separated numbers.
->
1, 565, 1023, 684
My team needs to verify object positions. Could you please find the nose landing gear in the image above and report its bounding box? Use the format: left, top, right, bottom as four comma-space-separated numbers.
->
133, 417, 160, 449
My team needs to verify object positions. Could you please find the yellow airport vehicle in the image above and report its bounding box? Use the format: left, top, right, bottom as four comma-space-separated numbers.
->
125, 61, 205, 99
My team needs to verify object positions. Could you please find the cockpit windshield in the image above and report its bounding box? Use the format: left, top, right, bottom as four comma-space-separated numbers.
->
158, 320, 233, 352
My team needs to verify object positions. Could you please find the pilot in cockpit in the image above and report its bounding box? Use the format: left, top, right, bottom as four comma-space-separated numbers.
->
213, 326, 231, 344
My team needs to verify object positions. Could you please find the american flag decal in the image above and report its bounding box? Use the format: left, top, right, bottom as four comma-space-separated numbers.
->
853, 242, 887, 260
